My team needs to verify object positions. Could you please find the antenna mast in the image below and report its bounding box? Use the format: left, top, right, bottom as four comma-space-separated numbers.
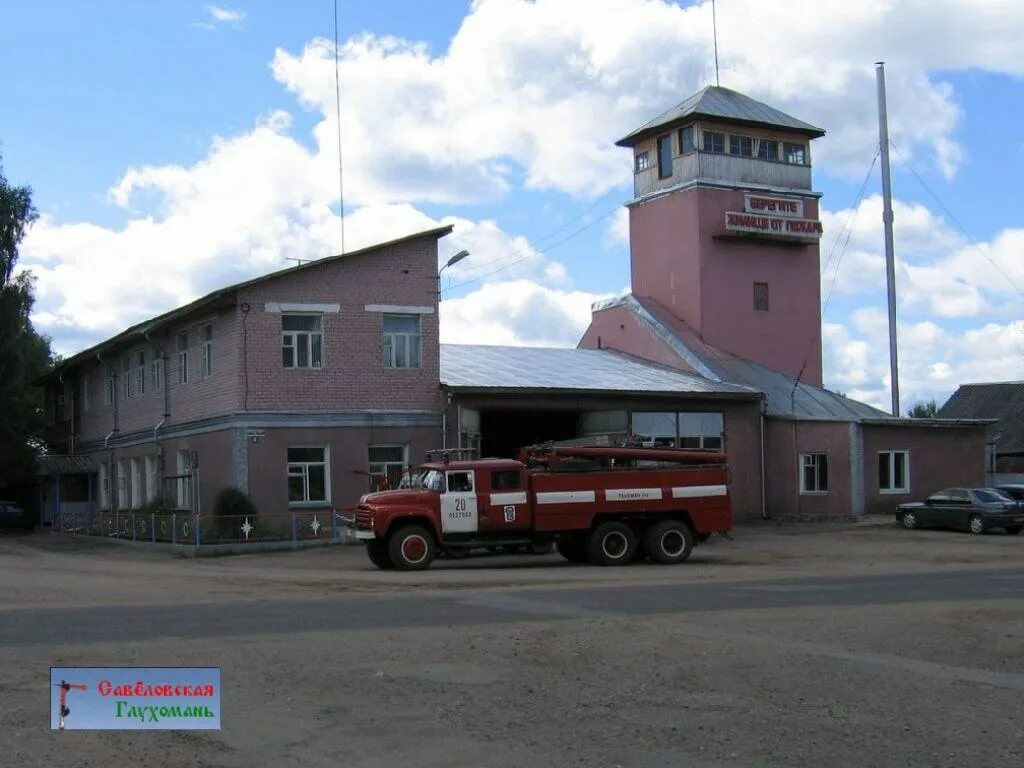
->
875, 62, 900, 417
333, 0, 346, 255
711, 0, 720, 86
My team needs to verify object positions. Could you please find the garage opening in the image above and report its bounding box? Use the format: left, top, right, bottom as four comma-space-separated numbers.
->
479, 408, 579, 458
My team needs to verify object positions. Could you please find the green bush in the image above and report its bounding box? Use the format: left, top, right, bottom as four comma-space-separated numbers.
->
213, 487, 258, 519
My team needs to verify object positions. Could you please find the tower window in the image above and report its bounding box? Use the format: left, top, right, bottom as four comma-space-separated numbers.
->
634, 151, 650, 172
679, 125, 695, 154
657, 135, 673, 178
758, 139, 779, 160
784, 142, 806, 165
754, 282, 769, 311
702, 131, 725, 154
729, 135, 753, 157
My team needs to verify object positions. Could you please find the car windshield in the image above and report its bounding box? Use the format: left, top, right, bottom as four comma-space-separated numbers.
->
973, 489, 1009, 503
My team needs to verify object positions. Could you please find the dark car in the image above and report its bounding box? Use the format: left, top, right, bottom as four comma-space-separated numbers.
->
896, 487, 1024, 535
0, 501, 34, 531
996, 484, 1024, 503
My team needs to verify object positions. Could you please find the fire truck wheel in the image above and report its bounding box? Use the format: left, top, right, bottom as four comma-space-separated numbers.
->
587, 521, 637, 566
388, 525, 436, 571
556, 535, 588, 563
645, 520, 694, 564
366, 540, 395, 570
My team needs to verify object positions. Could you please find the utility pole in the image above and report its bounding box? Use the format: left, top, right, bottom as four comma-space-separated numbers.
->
711, 0, 720, 87
875, 62, 900, 417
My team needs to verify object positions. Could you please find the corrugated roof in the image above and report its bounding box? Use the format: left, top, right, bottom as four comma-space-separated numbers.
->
613, 295, 889, 422
616, 85, 826, 147
440, 344, 759, 398
35, 454, 98, 476
36, 225, 454, 384
939, 382, 1024, 453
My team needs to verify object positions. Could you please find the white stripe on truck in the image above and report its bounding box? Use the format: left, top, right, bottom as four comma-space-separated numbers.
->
605, 488, 663, 501
490, 492, 528, 505
536, 491, 597, 504
671, 484, 728, 499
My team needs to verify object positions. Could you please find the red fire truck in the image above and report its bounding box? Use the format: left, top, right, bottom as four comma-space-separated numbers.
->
349, 444, 731, 570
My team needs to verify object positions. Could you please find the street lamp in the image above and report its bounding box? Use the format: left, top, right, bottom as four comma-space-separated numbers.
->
438, 250, 469, 298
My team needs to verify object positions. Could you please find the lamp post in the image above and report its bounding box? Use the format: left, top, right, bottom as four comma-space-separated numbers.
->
437, 250, 469, 299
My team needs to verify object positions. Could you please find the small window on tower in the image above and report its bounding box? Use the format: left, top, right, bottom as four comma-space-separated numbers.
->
657, 135, 673, 179
679, 125, 695, 154
754, 282, 769, 311
758, 139, 779, 160
729, 135, 753, 157
634, 151, 650, 172
702, 131, 725, 154
784, 142, 806, 165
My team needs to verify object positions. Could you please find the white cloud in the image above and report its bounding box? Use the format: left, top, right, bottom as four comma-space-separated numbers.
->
204, 4, 245, 23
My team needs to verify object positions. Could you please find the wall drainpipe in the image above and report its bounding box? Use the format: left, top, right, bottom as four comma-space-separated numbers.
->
759, 397, 768, 519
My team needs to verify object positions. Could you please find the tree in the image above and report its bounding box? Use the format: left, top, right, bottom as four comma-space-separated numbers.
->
907, 399, 937, 419
0, 153, 54, 490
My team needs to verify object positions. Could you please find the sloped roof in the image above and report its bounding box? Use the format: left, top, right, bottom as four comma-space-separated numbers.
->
36, 225, 453, 384
939, 382, 1024, 453
616, 85, 826, 147
35, 454, 98, 476
440, 344, 759, 398
600, 295, 889, 422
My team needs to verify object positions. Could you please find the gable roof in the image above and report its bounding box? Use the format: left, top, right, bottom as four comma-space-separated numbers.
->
440, 344, 759, 399
36, 225, 453, 383
596, 294, 888, 422
939, 382, 1024, 453
616, 85, 826, 147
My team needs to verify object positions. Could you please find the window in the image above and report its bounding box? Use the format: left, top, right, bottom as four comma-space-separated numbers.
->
130, 459, 141, 509
63, 381, 74, 421
200, 324, 213, 378
104, 371, 114, 407
702, 131, 725, 154
631, 412, 678, 447
657, 134, 673, 179
368, 445, 407, 492
783, 142, 806, 165
800, 453, 828, 493
754, 282, 770, 311
679, 412, 724, 450
145, 455, 158, 504
282, 314, 323, 369
134, 351, 146, 397
729, 135, 753, 157
383, 314, 421, 369
491, 470, 522, 490
176, 450, 193, 510
176, 332, 189, 384
151, 354, 164, 390
634, 151, 650, 172
757, 139, 779, 161
288, 447, 329, 504
99, 463, 110, 509
122, 355, 133, 399
679, 125, 695, 154
446, 471, 474, 493
878, 450, 909, 493
116, 460, 128, 509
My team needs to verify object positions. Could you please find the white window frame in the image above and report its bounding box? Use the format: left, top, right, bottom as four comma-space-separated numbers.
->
281, 313, 324, 369
368, 444, 408, 491
122, 355, 133, 399
104, 371, 114, 407
82, 375, 92, 412
130, 458, 141, 509
98, 463, 110, 509
145, 455, 159, 504
287, 446, 331, 505
200, 324, 213, 378
134, 350, 146, 397
176, 332, 189, 384
151, 354, 164, 390
116, 460, 128, 509
382, 314, 422, 369
635, 151, 649, 172
176, 450, 192, 510
799, 452, 828, 494
879, 450, 910, 494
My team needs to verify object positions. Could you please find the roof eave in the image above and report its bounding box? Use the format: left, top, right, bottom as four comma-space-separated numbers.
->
616, 115, 825, 148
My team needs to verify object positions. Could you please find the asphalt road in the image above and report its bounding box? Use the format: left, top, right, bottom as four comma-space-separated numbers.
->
6, 566, 1024, 647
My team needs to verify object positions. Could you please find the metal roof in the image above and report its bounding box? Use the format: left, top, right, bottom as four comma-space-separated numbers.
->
939, 382, 1024, 453
440, 344, 759, 398
35, 225, 454, 384
616, 85, 826, 147
35, 454, 98, 476
611, 295, 889, 422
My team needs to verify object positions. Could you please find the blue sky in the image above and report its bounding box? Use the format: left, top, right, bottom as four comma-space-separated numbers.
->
3, 0, 1023, 411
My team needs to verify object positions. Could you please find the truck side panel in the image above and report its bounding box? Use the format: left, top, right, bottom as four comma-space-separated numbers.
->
528, 466, 731, 533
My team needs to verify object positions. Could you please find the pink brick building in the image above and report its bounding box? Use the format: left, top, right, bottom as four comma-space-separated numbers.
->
38, 227, 450, 522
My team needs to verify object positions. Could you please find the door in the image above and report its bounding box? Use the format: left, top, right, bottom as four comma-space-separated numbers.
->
944, 489, 972, 529
440, 470, 478, 534
483, 468, 531, 532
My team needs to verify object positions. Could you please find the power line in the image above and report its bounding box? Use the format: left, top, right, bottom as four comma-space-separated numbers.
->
333, 0, 346, 255
887, 141, 1024, 303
